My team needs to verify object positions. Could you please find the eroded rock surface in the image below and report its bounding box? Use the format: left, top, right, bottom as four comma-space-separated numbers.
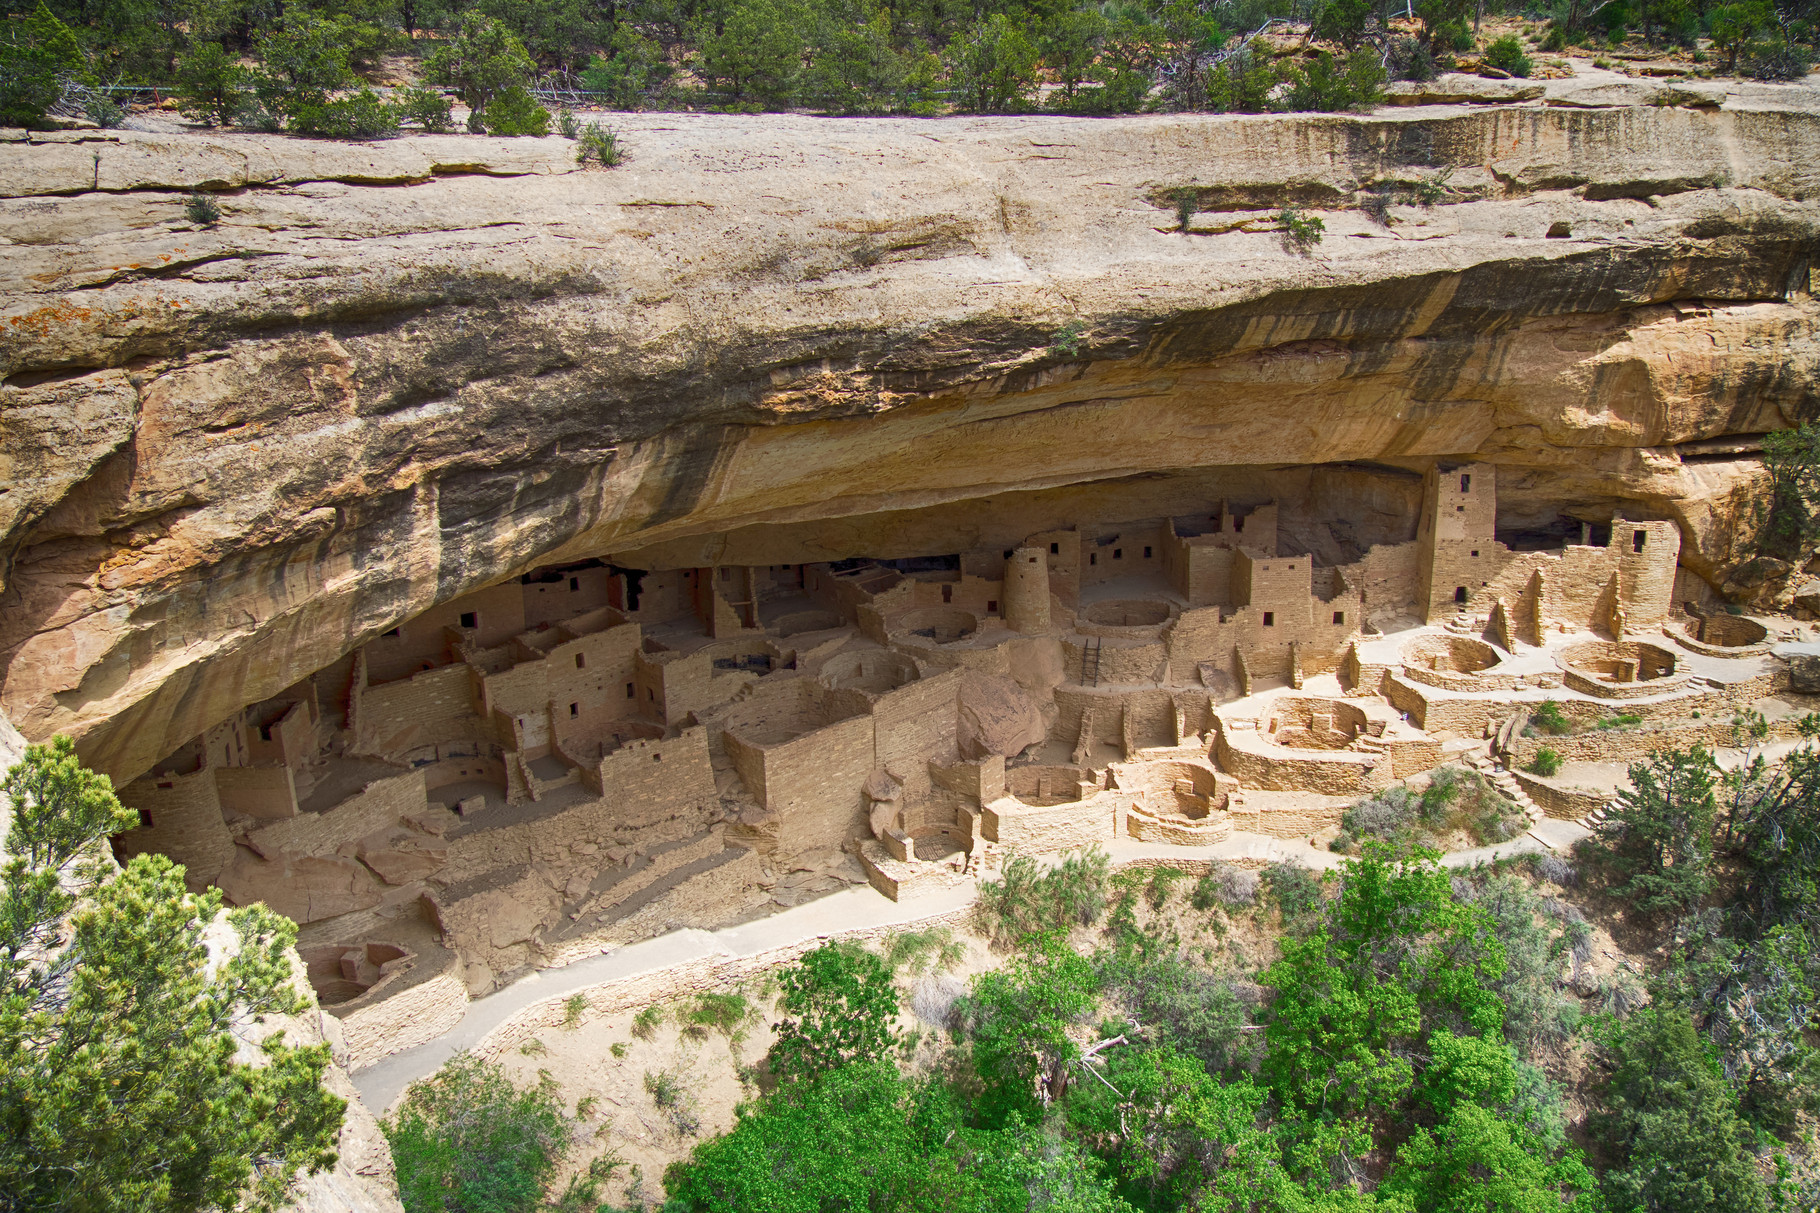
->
3, 93, 1820, 782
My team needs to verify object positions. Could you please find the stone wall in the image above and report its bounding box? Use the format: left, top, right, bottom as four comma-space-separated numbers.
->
246, 768, 427, 858
355, 664, 486, 759
115, 766, 235, 885
215, 764, 300, 820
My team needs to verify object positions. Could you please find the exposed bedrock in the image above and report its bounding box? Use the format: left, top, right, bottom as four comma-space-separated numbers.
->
4, 94, 1820, 781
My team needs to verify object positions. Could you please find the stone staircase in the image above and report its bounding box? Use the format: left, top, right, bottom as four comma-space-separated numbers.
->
1464, 749, 1545, 827
1577, 798, 1620, 831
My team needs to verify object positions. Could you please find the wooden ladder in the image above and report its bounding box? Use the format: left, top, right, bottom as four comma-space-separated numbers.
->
1082, 638, 1103, 687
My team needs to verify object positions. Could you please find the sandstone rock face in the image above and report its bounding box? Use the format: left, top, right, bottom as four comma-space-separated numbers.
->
4, 89, 1820, 782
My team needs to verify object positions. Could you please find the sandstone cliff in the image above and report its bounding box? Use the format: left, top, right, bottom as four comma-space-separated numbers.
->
4, 73, 1819, 783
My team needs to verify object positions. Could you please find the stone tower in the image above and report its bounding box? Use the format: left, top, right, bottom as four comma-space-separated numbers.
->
1004, 546, 1051, 634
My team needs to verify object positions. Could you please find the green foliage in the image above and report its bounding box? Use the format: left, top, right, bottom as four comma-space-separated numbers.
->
975, 846, 1110, 946
945, 13, 1039, 113
396, 85, 454, 130
1761, 421, 1820, 555
83, 90, 123, 126
0, 736, 344, 1212
694, 0, 808, 109
1484, 32, 1534, 75
173, 42, 247, 126
184, 188, 220, 225
1591, 1006, 1771, 1213
1202, 45, 1280, 113
1277, 206, 1324, 253
1278, 48, 1385, 111
1596, 713, 1644, 730
1096, 949, 1252, 1071
1530, 747, 1563, 777
576, 26, 672, 108
574, 120, 620, 164
1468, 873, 1584, 1052
1595, 745, 1720, 917
646, 1067, 701, 1133
388, 1053, 572, 1213
767, 940, 898, 1084
1260, 860, 1323, 919
684, 991, 750, 1039
1531, 700, 1573, 735
424, 11, 535, 130
476, 82, 548, 133
883, 926, 964, 975
960, 934, 1097, 1123
631, 1003, 662, 1039
0, 1, 87, 128
1170, 186, 1196, 232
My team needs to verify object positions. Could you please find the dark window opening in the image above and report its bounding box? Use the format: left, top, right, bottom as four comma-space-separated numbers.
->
1333, 611, 1345, 625
1454, 586, 1468, 604
987, 600, 998, 612
720, 568, 730, 581
1113, 549, 1122, 559
459, 611, 477, 629
1090, 553, 1097, 566
1234, 516, 1245, 532
1457, 505, 1466, 513
1263, 612, 1275, 627
653, 753, 662, 762
575, 653, 586, 669
1004, 549, 1014, 559
155, 781, 173, 790
138, 809, 154, 829
1633, 529, 1647, 553
570, 702, 579, 717
648, 689, 656, 701
1471, 550, 1479, 558
1143, 546, 1152, 558
259, 724, 272, 741
1028, 555, 1039, 563
570, 576, 580, 591
1461, 473, 1471, 493
1050, 542, 1059, 554
942, 585, 952, 603
626, 683, 636, 698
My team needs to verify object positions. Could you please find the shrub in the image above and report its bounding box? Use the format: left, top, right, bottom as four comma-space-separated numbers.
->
396, 87, 454, 132
83, 92, 124, 128
1203, 45, 1281, 113
1328, 830, 1355, 853
945, 13, 1040, 112
1594, 745, 1720, 916
577, 28, 674, 109
631, 1004, 663, 1040
644, 1069, 701, 1134
1529, 748, 1563, 777
1172, 185, 1197, 232
767, 941, 898, 1083
1277, 207, 1325, 254
884, 926, 965, 975
1597, 712, 1643, 730
684, 992, 749, 1040
975, 846, 1110, 945
291, 89, 398, 139
478, 85, 550, 135
174, 43, 248, 128
424, 12, 537, 132
1541, 24, 1568, 50
1388, 35, 1437, 81
1745, 41, 1813, 80
1278, 49, 1387, 112
1484, 34, 1534, 77
1262, 861, 1324, 919
575, 121, 622, 166
1359, 188, 1393, 226
1530, 700, 1573, 735
387, 1054, 570, 1213
183, 190, 221, 226
1345, 787, 1420, 844
0, 1, 85, 129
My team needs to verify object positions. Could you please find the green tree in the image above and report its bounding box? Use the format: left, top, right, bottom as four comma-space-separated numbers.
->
945, 12, 1038, 112
1595, 745, 1720, 917
767, 940, 899, 1084
0, 736, 344, 1212
0, 1, 86, 128
577, 25, 673, 107
173, 41, 248, 125
424, 11, 537, 131
1591, 1006, 1770, 1213
386, 1053, 572, 1213
961, 934, 1098, 1123
694, 0, 810, 109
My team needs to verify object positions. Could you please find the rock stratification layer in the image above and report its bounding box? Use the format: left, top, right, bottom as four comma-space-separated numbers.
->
3, 80, 1819, 782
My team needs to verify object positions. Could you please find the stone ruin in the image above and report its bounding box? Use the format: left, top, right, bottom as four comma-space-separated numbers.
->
106, 460, 1801, 1066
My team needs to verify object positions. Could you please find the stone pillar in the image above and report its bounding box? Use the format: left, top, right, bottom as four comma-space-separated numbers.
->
1004, 546, 1051, 634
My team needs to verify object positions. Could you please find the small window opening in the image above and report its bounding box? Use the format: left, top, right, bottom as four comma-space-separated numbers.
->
942, 585, 952, 603
653, 752, 662, 762
986, 600, 998, 613
138, 809, 155, 829
1004, 550, 1014, 559
1143, 546, 1153, 558
259, 724, 273, 741
575, 653, 586, 669
720, 568, 730, 581
1461, 473, 1472, 493
1028, 555, 1038, 563
155, 781, 173, 790
459, 611, 477, 629
1050, 542, 1059, 555
648, 689, 656, 701
570, 576, 580, 591
1090, 553, 1097, 566
1234, 516, 1245, 532
1263, 612, 1275, 627
1471, 550, 1480, 558
1333, 611, 1345, 625
1633, 529, 1647, 553
1456, 505, 1465, 513
1454, 586, 1468, 604
570, 702, 580, 717
626, 682, 635, 698
1113, 548, 1122, 560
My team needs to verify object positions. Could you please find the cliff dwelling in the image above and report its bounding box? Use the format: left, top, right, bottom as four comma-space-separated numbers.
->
101, 459, 1796, 1063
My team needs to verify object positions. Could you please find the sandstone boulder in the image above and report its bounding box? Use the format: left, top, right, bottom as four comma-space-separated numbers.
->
958, 672, 1047, 761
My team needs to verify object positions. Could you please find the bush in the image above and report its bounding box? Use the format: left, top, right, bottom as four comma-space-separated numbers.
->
1529, 748, 1563, 777
1388, 35, 1437, 81
424, 13, 537, 132
1277, 207, 1325, 254
767, 941, 898, 1084
174, 43, 248, 128
183, 190, 221, 226
945, 13, 1039, 112
290, 88, 399, 139
388, 1054, 571, 1213
1530, 700, 1573, 735
575, 121, 622, 166
1541, 23, 1568, 50
0, 1, 85, 129
396, 87, 454, 132
1278, 49, 1386, 112
1203, 45, 1281, 113
478, 84, 550, 135
975, 846, 1110, 945
1483, 34, 1534, 77
1745, 41, 1812, 80
83, 92, 124, 128
1262, 861, 1324, 919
